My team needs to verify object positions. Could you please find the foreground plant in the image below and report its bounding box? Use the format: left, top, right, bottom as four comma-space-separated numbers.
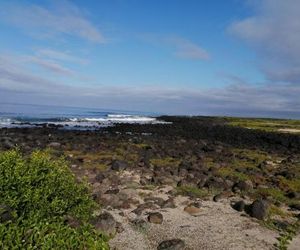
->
0, 150, 108, 249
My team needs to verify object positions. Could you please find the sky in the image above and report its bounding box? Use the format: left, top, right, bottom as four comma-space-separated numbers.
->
0, 0, 300, 118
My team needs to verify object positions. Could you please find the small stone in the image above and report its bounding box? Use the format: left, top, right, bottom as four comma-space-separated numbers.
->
157, 239, 185, 250
3, 139, 14, 149
105, 188, 120, 194
116, 222, 124, 233
0, 204, 14, 223
144, 197, 165, 207
131, 218, 148, 231
153, 176, 177, 186
132, 202, 159, 215
99, 194, 122, 208
64, 215, 81, 228
213, 194, 223, 202
48, 142, 61, 148
161, 198, 176, 209
287, 192, 300, 199
95, 173, 106, 182
289, 203, 300, 211
111, 160, 128, 171
232, 200, 245, 212
184, 205, 201, 215
235, 180, 253, 191
177, 179, 197, 188
140, 177, 150, 185
148, 212, 163, 224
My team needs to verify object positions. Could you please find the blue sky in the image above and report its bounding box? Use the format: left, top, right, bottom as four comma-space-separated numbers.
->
0, 0, 300, 117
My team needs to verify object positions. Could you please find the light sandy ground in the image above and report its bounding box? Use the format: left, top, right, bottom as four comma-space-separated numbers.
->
109, 189, 279, 250
278, 128, 300, 133
289, 234, 300, 250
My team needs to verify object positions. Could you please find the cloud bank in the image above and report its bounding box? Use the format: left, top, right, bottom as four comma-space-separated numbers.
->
166, 36, 210, 60
1, 54, 299, 118
229, 0, 300, 83
141, 34, 210, 61
0, 0, 105, 43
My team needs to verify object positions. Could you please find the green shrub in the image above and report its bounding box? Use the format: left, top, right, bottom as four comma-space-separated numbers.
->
256, 187, 287, 203
0, 150, 108, 249
176, 186, 219, 198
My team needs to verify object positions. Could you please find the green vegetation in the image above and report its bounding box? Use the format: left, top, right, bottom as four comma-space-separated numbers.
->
0, 150, 108, 249
176, 185, 220, 198
215, 149, 272, 182
226, 117, 300, 133
150, 157, 181, 167
256, 187, 288, 203
278, 176, 300, 193
66, 147, 139, 170
275, 221, 300, 250
217, 167, 250, 181
232, 148, 270, 164
268, 205, 289, 219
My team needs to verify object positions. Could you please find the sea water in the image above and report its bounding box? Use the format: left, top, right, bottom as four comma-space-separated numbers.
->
0, 103, 166, 129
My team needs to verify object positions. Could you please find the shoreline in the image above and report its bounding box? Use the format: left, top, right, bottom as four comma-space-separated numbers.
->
1, 116, 299, 249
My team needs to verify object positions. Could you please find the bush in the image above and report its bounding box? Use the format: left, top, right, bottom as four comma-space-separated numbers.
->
0, 150, 108, 249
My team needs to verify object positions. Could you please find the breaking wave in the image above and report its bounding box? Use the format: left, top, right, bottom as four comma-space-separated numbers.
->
0, 113, 167, 130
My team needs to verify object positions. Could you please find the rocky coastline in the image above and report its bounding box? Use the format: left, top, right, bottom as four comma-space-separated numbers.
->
1, 116, 299, 249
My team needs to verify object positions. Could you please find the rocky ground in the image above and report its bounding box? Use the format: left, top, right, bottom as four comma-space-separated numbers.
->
1, 116, 300, 249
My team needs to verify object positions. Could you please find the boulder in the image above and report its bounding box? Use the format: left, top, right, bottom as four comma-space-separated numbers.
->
91, 212, 117, 236
248, 199, 269, 220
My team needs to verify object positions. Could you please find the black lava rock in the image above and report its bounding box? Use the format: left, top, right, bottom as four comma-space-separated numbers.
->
157, 239, 185, 250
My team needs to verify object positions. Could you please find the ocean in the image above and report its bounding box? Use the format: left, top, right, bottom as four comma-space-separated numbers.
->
0, 103, 165, 129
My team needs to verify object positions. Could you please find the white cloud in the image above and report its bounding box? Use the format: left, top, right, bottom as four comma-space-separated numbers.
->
0, 0, 105, 43
1, 54, 299, 118
141, 34, 210, 61
165, 36, 210, 60
35, 49, 89, 65
0, 55, 66, 93
24, 56, 75, 77
228, 0, 300, 83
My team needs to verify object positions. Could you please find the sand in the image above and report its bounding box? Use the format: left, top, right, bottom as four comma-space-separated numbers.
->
109, 188, 279, 250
